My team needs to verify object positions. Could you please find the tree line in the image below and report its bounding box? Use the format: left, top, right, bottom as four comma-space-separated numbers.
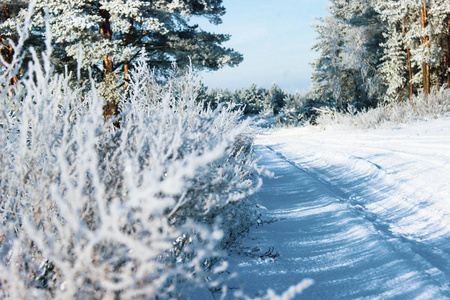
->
311, 0, 450, 108
200, 83, 306, 116
2, 1, 448, 122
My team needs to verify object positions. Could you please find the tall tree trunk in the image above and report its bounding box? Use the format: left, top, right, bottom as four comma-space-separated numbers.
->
420, 2, 431, 96
445, 14, 450, 88
1, 44, 19, 85
124, 19, 134, 90
100, 9, 113, 73
403, 17, 413, 100
124, 62, 129, 88
1, 6, 19, 86
99, 9, 118, 123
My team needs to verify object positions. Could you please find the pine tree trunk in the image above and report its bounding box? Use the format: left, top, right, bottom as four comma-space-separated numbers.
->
407, 48, 413, 99
1, 44, 19, 85
124, 62, 129, 89
445, 14, 450, 88
100, 9, 113, 73
1, 6, 19, 86
99, 9, 118, 123
123, 19, 134, 90
403, 17, 413, 100
420, 2, 431, 96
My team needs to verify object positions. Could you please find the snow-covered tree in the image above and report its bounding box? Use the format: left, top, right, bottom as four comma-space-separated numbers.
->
237, 83, 267, 115
311, 0, 449, 106
328, 0, 385, 107
0, 0, 243, 118
379, 26, 410, 102
269, 83, 285, 115
376, 0, 450, 99
311, 15, 347, 107
375, 0, 413, 102
345, 1, 385, 106
416, 0, 450, 93
204, 86, 234, 109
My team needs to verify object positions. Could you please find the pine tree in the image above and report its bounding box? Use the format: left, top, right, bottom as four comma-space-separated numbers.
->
312, 0, 450, 105
429, 0, 450, 89
379, 25, 409, 102
444, 12, 450, 87
335, 0, 385, 107
375, 0, 412, 102
205, 86, 233, 108
311, 15, 346, 107
402, 0, 450, 95
0, 0, 243, 118
237, 84, 267, 115
269, 83, 285, 115
312, 0, 385, 108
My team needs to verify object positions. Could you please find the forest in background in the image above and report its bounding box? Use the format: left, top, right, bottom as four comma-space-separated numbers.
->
204, 0, 450, 125
311, 0, 450, 108
2, 1, 449, 124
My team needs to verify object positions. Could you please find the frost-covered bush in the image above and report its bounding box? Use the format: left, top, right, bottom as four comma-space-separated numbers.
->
0, 14, 264, 299
315, 88, 450, 130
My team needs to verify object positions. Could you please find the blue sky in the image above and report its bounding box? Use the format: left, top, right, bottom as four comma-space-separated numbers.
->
197, 0, 329, 94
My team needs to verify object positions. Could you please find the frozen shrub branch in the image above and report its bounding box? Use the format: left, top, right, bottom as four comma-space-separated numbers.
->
315, 87, 450, 130
0, 19, 271, 299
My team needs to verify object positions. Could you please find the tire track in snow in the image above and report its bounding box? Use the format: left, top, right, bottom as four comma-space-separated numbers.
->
275, 135, 450, 246
265, 145, 450, 283
226, 145, 450, 299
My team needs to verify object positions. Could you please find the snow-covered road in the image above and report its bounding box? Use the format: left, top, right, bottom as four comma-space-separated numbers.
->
227, 118, 450, 299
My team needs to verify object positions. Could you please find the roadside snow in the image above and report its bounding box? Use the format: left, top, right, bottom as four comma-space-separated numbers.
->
223, 117, 450, 299
257, 117, 450, 244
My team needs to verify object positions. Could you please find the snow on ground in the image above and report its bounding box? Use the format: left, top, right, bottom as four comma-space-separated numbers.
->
224, 117, 450, 299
